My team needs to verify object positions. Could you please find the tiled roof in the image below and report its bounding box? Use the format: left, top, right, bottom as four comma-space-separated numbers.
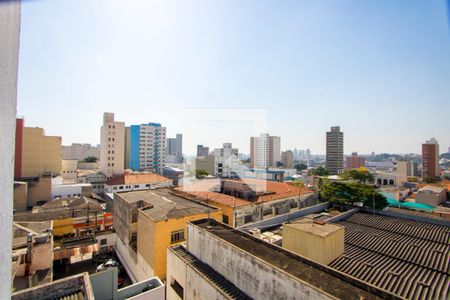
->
106, 172, 171, 185
176, 179, 313, 208
329, 213, 450, 300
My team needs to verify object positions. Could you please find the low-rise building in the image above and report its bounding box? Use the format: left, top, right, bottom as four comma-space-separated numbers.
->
61, 159, 78, 183
166, 219, 391, 300
416, 185, 447, 207
12, 273, 94, 300
14, 196, 111, 237
162, 166, 184, 186
105, 170, 172, 193
12, 221, 53, 293
345, 152, 366, 169
51, 181, 93, 199
21, 172, 52, 207
12, 269, 165, 300
114, 188, 221, 280
175, 178, 317, 227
78, 170, 107, 194
283, 217, 344, 265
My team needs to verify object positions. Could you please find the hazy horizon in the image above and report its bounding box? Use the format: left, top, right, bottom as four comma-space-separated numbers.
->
17, 0, 450, 155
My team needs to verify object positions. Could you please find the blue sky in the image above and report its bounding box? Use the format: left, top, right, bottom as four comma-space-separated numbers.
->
17, 0, 450, 155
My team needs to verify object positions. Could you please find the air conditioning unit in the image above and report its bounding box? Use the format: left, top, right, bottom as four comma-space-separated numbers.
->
249, 228, 261, 238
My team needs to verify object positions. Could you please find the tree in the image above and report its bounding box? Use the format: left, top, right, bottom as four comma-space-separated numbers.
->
291, 180, 305, 188
83, 156, 98, 163
195, 169, 209, 179
294, 163, 308, 172
341, 167, 374, 183
320, 181, 388, 210
311, 166, 329, 176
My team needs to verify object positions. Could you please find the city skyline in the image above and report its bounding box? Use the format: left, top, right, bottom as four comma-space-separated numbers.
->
17, 0, 450, 154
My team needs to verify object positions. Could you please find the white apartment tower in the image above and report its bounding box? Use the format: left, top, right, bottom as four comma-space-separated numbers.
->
130, 123, 166, 173
100, 112, 125, 179
250, 134, 281, 168
213, 143, 239, 177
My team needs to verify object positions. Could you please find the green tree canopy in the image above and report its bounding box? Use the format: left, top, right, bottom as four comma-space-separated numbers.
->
310, 166, 329, 176
320, 181, 388, 210
195, 169, 209, 179
83, 156, 98, 163
294, 163, 308, 172
341, 167, 374, 183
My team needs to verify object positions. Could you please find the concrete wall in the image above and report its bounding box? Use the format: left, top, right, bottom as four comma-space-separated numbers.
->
282, 222, 344, 265
186, 224, 333, 300
14, 182, 28, 212
239, 202, 329, 231
27, 173, 52, 206
51, 183, 92, 199
21, 127, 61, 178
137, 208, 223, 280
114, 233, 152, 283
61, 159, 78, 182
0, 3, 21, 297
166, 248, 229, 300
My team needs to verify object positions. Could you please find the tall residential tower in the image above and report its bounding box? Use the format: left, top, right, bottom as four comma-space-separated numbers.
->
250, 134, 281, 168
130, 123, 166, 173
100, 112, 125, 179
326, 126, 344, 174
422, 138, 439, 180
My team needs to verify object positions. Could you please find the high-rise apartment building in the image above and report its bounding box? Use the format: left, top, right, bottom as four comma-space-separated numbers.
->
213, 143, 239, 177
326, 126, 344, 174
130, 123, 166, 173
422, 138, 439, 180
196, 145, 209, 158
166, 133, 183, 163
100, 112, 125, 179
124, 126, 131, 169
345, 152, 365, 169
250, 134, 281, 168
15, 118, 62, 178
397, 160, 419, 177
281, 150, 294, 168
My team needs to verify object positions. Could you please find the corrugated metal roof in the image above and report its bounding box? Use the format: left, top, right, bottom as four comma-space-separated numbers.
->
329, 213, 450, 300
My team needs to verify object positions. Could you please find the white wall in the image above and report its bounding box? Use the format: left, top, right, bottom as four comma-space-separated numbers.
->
0, 2, 21, 298
51, 183, 91, 199
186, 224, 334, 300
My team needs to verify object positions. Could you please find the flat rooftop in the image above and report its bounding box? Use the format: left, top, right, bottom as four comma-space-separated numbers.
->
117, 188, 218, 221
286, 218, 343, 237
330, 212, 450, 300
193, 219, 393, 300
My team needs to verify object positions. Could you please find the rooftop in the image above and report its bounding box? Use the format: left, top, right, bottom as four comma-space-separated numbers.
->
13, 221, 52, 248
329, 212, 450, 299
106, 171, 171, 185
192, 219, 391, 300
171, 245, 252, 299
286, 218, 343, 237
176, 178, 313, 208
12, 272, 94, 300
117, 188, 218, 221
418, 185, 446, 193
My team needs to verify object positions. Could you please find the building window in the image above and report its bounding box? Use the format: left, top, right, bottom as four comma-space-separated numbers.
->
244, 215, 252, 224
100, 239, 107, 245
131, 212, 138, 223
134, 185, 139, 188
222, 215, 229, 225
170, 229, 185, 244
171, 278, 184, 299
